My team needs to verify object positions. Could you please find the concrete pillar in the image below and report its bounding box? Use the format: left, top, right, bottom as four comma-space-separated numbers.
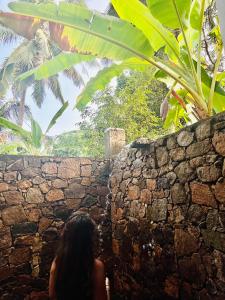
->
216, 0, 225, 46
104, 128, 126, 159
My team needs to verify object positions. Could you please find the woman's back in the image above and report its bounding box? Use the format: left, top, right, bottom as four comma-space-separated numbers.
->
49, 214, 107, 300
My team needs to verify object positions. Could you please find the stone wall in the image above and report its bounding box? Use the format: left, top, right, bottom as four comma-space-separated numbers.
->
110, 111, 225, 300
0, 156, 110, 299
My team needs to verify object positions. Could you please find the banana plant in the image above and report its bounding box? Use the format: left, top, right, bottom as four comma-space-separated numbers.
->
0, 101, 68, 155
6, 0, 225, 120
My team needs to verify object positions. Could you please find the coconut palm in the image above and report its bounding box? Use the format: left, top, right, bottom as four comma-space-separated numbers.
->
0, 25, 83, 126
0, 98, 31, 124
0, 0, 85, 126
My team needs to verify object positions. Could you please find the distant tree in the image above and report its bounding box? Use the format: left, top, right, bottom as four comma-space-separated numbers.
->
52, 69, 168, 158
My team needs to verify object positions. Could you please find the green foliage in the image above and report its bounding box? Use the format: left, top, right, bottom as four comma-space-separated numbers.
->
8, 0, 225, 124
0, 102, 68, 155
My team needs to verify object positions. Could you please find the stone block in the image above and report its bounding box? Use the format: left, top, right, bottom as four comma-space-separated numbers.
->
39, 182, 51, 193
7, 159, 24, 171
65, 198, 81, 210
0, 227, 12, 250
171, 183, 187, 204
146, 179, 156, 191
38, 217, 53, 233
177, 130, 194, 147
174, 228, 199, 256
191, 182, 217, 207
9, 247, 31, 266
3, 191, 23, 205
147, 199, 167, 222
81, 195, 97, 208
21, 167, 41, 178
81, 165, 92, 177
174, 161, 195, 183
41, 162, 57, 174
58, 158, 80, 179
186, 139, 212, 158
32, 176, 45, 185
127, 185, 140, 200
0, 183, 8, 192
26, 208, 41, 222
26, 188, 44, 204
65, 183, 85, 198
215, 180, 225, 203
212, 132, 225, 156
2, 206, 27, 225
196, 120, 211, 141
46, 189, 64, 202
17, 180, 32, 190
12, 222, 38, 236
4, 171, 17, 182
170, 148, 186, 161
140, 189, 152, 204
197, 165, 221, 182
202, 230, 225, 252
156, 146, 169, 167
52, 179, 68, 189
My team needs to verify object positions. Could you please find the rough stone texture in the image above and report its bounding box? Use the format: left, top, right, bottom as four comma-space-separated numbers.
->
46, 189, 64, 202
3, 191, 23, 205
213, 132, 225, 156
2, 206, 27, 225
26, 187, 44, 204
41, 162, 57, 174
197, 165, 221, 182
191, 182, 217, 208
0, 156, 110, 299
171, 183, 186, 204
177, 130, 194, 147
110, 111, 225, 300
58, 158, 80, 179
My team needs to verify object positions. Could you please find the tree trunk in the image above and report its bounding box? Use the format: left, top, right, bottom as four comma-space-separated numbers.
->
18, 90, 26, 126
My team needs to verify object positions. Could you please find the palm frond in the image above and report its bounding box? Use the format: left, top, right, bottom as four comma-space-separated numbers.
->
63, 67, 84, 87
32, 79, 46, 108
47, 75, 65, 104
0, 24, 19, 45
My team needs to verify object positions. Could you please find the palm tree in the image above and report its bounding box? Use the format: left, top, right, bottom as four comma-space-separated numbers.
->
0, 98, 31, 123
0, 0, 85, 126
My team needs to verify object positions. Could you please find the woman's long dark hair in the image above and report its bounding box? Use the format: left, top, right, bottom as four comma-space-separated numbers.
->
54, 213, 97, 300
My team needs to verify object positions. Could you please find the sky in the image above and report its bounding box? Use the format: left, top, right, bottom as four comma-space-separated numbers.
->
0, 0, 110, 136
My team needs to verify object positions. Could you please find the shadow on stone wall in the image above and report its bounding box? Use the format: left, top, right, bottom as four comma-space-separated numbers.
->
110, 111, 225, 300
0, 156, 111, 300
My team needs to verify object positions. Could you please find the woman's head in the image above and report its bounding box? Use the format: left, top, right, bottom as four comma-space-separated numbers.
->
55, 213, 98, 300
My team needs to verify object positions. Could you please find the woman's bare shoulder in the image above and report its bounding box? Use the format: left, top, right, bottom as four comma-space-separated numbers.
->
94, 259, 104, 269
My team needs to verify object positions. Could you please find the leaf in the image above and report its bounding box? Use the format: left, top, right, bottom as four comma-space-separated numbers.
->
31, 119, 42, 148
45, 101, 69, 134
18, 52, 94, 81
147, 0, 191, 29
0, 117, 30, 140
9, 2, 153, 61
112, 0, 180, 60
76, 58, 154, 109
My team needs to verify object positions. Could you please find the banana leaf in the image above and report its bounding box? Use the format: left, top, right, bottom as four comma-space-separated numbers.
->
146, 0, 191, 29
9, 2, 153, 61
45, 101, 69, 134
0, 117, 30, 140
112, 0, 180, 61
76, 58, 154, 109
18, 52, 94, 81
31, 119, 42, 148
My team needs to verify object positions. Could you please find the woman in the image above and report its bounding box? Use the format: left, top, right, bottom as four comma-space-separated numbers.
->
49, 213, 107, 300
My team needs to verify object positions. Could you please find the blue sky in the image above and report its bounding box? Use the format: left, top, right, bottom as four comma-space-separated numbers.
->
0, 0, 110, 135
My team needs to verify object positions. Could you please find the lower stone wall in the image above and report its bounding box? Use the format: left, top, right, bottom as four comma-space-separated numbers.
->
0, 156, 111, 299
110, 111, 225, 300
